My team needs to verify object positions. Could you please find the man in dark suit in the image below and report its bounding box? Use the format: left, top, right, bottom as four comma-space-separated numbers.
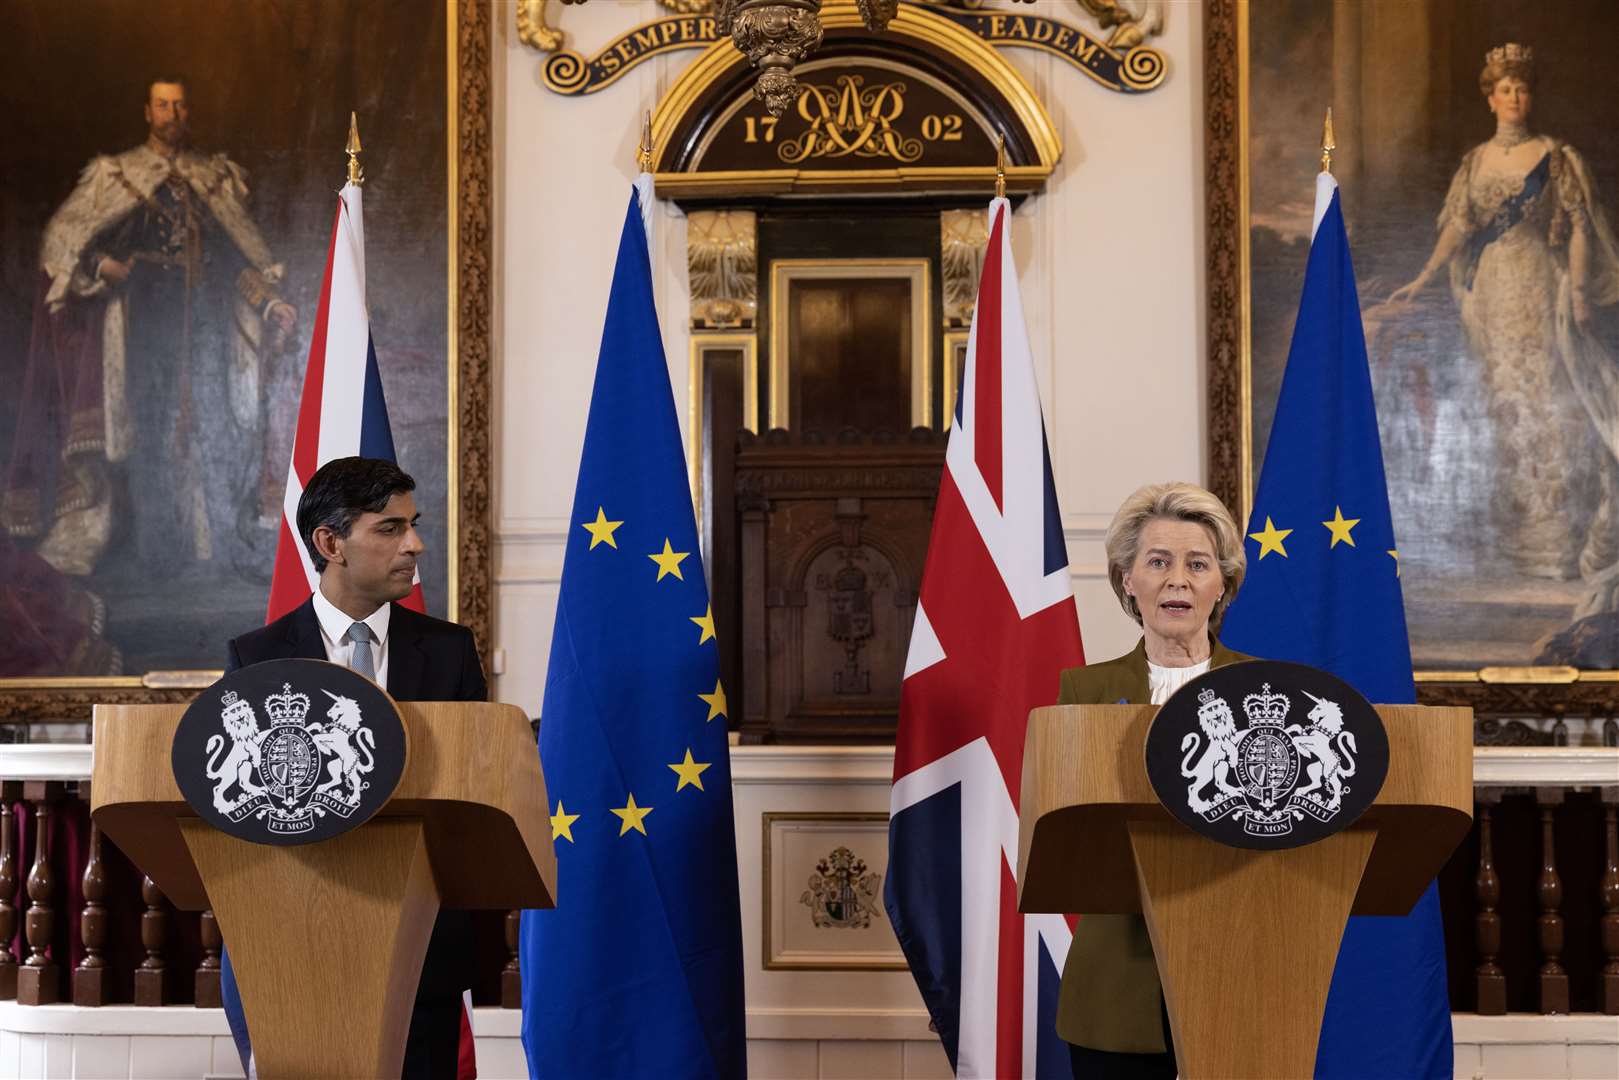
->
224, 456, 484, 1079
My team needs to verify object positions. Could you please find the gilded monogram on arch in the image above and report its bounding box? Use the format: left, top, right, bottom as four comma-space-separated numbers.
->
779, 74, 925, 164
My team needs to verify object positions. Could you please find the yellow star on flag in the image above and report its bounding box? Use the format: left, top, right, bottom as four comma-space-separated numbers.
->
580, 507, 623, 550
610, 793, 654, 837
1321, 506, 1361, 549
648, 538, 689, 582
1249, 516, 1293, 560
1388, 549, 1400, 577
690, 605, 716, 645
668, 749, 711, 792
550, 801, 581, 843
698, 679, 728, 722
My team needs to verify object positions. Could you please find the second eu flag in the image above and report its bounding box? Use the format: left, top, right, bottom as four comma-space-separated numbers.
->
519, 185, 747, 1080
1220, 171, 1453, 1079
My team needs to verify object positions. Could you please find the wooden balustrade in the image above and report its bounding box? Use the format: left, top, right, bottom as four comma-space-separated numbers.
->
72, 819, 107, 1006
1603, 787, 1619, 1016
1474, 791, 1506, 1014
0, 792, 17, 1000
17, 784, 60, 1005
1535, 787, 1569, 1013
503, 908, 522, 1009
134, 875, 169, 1006
196, 908, 222, 1008
0, 740, 1608, 1017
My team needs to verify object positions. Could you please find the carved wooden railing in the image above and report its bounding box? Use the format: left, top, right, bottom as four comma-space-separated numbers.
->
0, 737, 1612, 1016
1443, 736, 1619, 1015
0, 743, 520, 1009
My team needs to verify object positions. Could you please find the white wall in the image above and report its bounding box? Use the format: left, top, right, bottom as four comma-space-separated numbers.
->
491, 0, 1206, 709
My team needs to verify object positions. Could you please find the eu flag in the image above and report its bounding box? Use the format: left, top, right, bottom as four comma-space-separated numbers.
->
519, 184, 747, 1079
1219, 172, 1453, 1078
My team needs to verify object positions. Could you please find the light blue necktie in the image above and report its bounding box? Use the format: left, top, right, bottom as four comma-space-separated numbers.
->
347, 621, 376, 682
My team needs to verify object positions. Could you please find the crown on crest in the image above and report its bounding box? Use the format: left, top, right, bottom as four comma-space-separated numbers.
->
1485, 43, 1533, 68
264, 682, 311, 724
220, 690, 256, 723
1242, 683, 1290, 726
1196, 687, 1220, 709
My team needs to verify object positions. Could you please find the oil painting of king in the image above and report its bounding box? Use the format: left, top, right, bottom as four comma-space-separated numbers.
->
3, 76, 300, 677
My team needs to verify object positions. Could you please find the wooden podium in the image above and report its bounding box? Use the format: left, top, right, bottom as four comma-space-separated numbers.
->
1019, 704, 1472, 1080
90, 701, 556, 1080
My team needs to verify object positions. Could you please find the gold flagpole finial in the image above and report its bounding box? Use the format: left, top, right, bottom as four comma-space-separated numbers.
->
637, 110, 654, 173
994, 133, 1006, 199
346, 111, 364, 187
1320, 107, 1336, 175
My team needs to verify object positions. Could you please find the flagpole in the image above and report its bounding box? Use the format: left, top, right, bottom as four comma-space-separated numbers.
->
994, 132, 1006, 199
637, 109, 653, 173
346, 111, 364, 186
1320, 107, 1335, 175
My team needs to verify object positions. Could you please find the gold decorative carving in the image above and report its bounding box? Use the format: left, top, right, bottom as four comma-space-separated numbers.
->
1074, 0, 1165, 50
855, 0, 900, 33
687, 210, 758, 329
940, 208, 989, 328
712, 0, 907, 117
455, 0, 496, 666
515, 0, 565, 52
721, 0, 827, 117
652, 2, 1062, 198
660, 0, 715, 11
778, 75, 922, 163
1204, 0, 1245, 522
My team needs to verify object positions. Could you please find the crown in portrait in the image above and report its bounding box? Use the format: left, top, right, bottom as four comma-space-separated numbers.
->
264, 682, 311, 725
1485, 43, 1533, 68
1242, 683, 1289, 727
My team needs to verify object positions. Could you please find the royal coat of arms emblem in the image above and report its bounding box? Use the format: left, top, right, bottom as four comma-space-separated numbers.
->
174, 659, 407, 846
1146, 661, 1389, 850
207, 683, 378, 835
800, 846, 884, 929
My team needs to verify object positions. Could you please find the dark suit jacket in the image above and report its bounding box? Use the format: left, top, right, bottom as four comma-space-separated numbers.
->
1052, 636, 1254, 1054
226, 596, 487, 1001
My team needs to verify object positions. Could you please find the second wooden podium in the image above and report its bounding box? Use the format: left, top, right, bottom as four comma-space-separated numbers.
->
90, 701, 556, 1080
1019, 703, 1472, 1080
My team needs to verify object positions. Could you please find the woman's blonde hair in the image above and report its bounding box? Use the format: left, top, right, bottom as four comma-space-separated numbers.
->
1105, 482, 1246, 629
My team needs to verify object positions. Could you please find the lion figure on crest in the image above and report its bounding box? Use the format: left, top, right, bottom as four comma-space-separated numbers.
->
1179, 691, 1245, 813
206, 692, 266, 813
310, 690, 377, 806
1288, 691, 1357, 809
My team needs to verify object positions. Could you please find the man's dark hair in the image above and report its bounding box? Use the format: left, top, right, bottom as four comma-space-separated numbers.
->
146, 76, 188, 102
296, 457, 416, 574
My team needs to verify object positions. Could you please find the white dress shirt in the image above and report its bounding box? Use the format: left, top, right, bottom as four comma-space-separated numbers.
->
311, 586, 391, 688
1147, 657, 1211, 706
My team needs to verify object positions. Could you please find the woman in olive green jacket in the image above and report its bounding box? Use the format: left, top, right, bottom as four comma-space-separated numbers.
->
1055, 482, 1252, 1080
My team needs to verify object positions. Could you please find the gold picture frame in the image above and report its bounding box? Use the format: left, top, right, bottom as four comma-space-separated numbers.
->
768, 258, 933, 432
942, 328, 969, 430
1203, 0, 1619, 715
761, 810, 905, 971
0, 0, 492, 720
687, 330, 760, 515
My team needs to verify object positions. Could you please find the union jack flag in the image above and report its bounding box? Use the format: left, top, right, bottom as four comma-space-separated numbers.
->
264, 181, 423, 621
231, 180, 466, 1079
885, 198, 1085, 1078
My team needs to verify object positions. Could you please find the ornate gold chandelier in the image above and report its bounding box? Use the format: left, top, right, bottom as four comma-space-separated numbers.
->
717, 0, 894, 116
